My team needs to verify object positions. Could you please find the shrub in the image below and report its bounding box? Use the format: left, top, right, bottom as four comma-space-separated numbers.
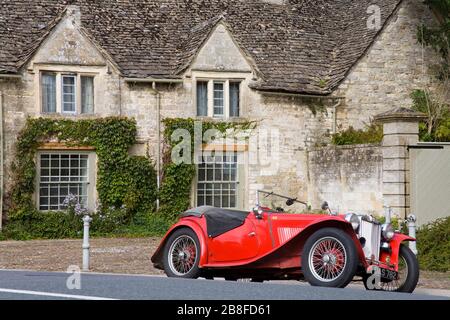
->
416, 217, 450, 272
0, 208, 176, 240
1, 210, 83, 240
332, 123, 383, 146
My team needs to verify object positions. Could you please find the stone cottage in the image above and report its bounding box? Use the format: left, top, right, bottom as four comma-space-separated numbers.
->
0, 0, 439, 224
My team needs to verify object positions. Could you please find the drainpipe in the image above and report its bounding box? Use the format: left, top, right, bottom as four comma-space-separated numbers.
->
152, 82, 161, 211
331, 100, 342, 135
0, 91, 3, 230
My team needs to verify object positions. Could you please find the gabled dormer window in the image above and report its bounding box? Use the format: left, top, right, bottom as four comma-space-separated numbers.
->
196, 80, 241, 118
41, 71, 95, 115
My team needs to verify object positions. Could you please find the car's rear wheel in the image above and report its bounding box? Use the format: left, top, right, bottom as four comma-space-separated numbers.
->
363, 244, 419, 293
302, 228, 358, 288
163, 228, 201, 279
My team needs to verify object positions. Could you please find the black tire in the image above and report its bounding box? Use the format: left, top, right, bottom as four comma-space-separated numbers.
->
163, 228, 202, 279
363, 244, 419, 293
302, 228, 358, 288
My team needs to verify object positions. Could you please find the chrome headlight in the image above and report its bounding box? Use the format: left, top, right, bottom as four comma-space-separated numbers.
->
382, 223, 395, 241
345, 213, 360, 231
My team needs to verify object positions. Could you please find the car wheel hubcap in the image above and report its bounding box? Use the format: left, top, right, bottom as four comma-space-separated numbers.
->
168, 235, 197, 276
309, 237, 347, 282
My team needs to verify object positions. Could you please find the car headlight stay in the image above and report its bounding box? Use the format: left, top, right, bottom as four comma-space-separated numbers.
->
382, 223, 395, 241
345, 213, 360, 231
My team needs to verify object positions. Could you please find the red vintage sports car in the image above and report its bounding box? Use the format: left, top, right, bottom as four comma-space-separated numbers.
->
151, 191, 419, 293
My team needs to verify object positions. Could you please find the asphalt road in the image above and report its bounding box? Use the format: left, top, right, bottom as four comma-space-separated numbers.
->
0, 270, 447, 300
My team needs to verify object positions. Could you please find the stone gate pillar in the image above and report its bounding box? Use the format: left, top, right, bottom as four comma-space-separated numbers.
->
374, 107, 426, 218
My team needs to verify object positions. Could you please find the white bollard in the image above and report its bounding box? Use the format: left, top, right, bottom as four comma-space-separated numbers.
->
82, 214, 92, 272
407, 214, 418, 255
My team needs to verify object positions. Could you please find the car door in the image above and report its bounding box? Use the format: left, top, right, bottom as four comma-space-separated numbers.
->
207, 216, 259, 263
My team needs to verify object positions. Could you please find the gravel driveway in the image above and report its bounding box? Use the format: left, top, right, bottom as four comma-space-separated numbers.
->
0, 238, 448, 290
0, 238, 164, 276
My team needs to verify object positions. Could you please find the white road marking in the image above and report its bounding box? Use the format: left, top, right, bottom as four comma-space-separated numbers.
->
0, 288, 118, 300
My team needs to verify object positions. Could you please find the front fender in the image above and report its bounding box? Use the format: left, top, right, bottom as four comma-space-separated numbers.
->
151, 218, 209, 269
379, 233, 415, 271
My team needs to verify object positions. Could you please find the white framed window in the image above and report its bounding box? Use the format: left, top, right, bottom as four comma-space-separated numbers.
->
81, 76, 95, 114
196, 81, 208, 117
229, 81, 240, 117
196, 152, 243, 209
195, 80, 242, 118
213, 81, 225, 117
62, 75, 77, 114
41, 72, 57, 113
40, 71, 95, 115
37, 152, 96, 211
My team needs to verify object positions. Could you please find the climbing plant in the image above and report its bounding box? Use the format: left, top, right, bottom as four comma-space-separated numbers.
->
8, 117, 157, 223
159, 118, 257, 218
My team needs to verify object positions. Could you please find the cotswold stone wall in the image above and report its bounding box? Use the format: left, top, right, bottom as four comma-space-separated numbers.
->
307, 144, 384, 215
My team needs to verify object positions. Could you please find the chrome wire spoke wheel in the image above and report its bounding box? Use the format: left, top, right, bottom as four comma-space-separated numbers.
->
308, 237, 347, 282
380, 256, 409, 291
168, 235, 198, 276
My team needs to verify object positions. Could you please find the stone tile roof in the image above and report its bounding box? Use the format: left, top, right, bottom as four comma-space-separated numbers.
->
0, 0, 403, 94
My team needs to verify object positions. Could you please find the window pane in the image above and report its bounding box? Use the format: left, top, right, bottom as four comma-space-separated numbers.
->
62, 76, 76, 113
41, 73, 56, 113
196, 152, 238, 208
81, 76, 94, 114
213, 82, 224, 117
196, 81, 208, 117
39, 153, 90, 211
229, 82, 240, 117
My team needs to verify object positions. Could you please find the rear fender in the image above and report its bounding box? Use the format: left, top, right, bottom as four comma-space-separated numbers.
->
380, 233, 415, 271
151, 219, 208, 269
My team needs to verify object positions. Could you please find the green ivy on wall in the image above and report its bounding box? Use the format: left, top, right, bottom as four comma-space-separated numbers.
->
8, 117, 157, 222
159, 118, 257, 218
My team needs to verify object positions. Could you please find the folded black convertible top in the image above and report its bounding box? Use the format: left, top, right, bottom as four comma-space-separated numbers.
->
182, 206, 250, 238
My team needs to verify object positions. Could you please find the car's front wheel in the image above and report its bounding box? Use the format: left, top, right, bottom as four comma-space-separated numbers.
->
163, 228, 201, 279
302, 228, 358, 288
363, 244, 419, 293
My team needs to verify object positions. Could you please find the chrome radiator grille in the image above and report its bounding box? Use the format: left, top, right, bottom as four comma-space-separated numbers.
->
358, 219, 381, 261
